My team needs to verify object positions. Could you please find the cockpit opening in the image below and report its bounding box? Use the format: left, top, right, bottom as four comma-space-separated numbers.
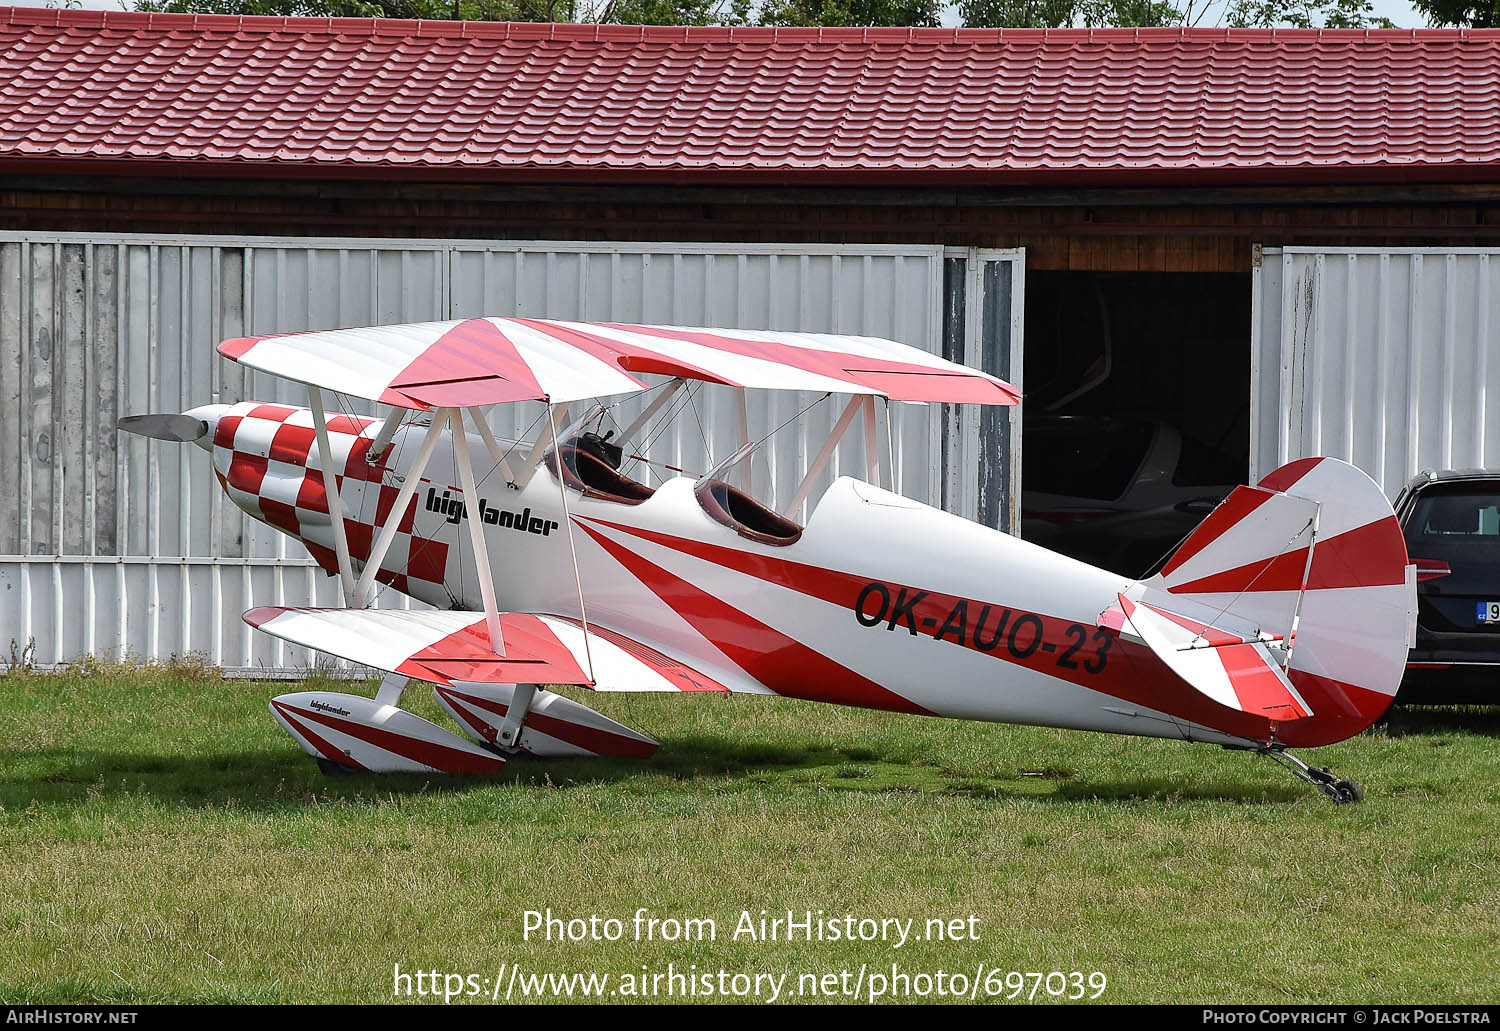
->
695, 477, 804, 547
546, 431, 656, 506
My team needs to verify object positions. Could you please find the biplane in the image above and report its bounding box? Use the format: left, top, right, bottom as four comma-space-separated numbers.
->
118, 316, 1417, 803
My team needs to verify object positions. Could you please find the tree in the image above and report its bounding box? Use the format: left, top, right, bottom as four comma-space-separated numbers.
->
959, 0, 1178, 27
590, 0, 750, 24
757, 0, 942, 26
961, 0, 1396, 26
1405, 0, 1493, 23
1221, 0, 1394, 27
138, 0, 940, 24
136, 0, 576, 19
137, 0, 1407, 29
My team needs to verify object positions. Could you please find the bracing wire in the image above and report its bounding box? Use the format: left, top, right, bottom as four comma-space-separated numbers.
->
549, 402, 596, 684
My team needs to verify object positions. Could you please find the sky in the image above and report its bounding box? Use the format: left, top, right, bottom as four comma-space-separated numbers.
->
1, 0, 1434, 26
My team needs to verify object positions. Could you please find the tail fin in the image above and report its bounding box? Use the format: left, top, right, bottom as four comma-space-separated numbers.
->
1106, 457, 1416, 745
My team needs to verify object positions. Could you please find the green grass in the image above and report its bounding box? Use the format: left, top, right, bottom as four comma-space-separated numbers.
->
2, 664, 1499, 1004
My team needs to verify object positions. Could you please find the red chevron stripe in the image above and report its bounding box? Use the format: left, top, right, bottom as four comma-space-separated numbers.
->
272, 701, 369, 771
509, 319, 729, 387
1277, 671, 1395, 748
577, 516, 871, 607
284, 702, 504, 774
387, 319, 548, 407
435, 686, 658, 759
1168, 517, 1407, 595
574, 516, 1390, 747
575, 519, 931, 716
1218, 643, 1310, 719
1160, 486, 1275, 579
1257, 456, 1324, 493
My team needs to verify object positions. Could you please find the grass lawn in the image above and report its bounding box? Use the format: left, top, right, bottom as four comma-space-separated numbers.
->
1, 664, 1498, 1005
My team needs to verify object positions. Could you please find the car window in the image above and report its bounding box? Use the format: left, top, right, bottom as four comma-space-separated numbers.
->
1404, 486, 1500, 555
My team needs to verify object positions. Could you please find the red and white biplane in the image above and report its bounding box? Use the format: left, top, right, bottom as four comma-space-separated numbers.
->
118, 316, 1416, 802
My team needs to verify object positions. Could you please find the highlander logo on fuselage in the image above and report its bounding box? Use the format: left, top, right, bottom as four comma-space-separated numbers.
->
424, 487, 558, 536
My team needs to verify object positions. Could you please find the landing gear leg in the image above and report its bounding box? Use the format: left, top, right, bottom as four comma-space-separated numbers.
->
495, 683, 538, 755
373, 672, 409, 708
1257, 746, 1364, 804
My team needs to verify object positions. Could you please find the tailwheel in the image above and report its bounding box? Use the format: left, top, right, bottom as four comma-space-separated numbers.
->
1256, 746, 1365, 805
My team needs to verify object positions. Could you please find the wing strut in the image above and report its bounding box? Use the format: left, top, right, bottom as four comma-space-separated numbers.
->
617, 378, 684, 442
352, 408, 448, 608
734, 387, 752, 495
785, 393, 859, 518
469, 410, 517, 488
363, 407, 406, 465
882, 398, 896, 492
509, 403, 572, 491
548, 402, 596, 684
451, 407, 505, 658
308, 385, 355, 602
861, 395, 879, 487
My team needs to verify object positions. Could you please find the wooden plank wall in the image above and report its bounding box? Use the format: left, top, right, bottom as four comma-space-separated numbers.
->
3, 179, 1500, 274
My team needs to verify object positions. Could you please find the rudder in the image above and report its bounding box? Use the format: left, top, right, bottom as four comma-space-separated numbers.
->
1140, 457, 1415, 746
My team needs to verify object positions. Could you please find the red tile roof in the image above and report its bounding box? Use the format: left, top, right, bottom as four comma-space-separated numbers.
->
2, 7, 1498, 187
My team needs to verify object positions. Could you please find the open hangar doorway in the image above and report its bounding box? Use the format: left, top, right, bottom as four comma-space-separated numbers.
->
1020, 270, 1253, 577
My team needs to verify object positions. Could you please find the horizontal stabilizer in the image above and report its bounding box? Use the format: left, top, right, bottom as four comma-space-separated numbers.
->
244, 606, 733, 694
1115, 594, 1312, 722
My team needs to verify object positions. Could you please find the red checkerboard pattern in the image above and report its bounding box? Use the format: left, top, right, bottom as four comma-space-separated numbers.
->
213, 401, 451, 596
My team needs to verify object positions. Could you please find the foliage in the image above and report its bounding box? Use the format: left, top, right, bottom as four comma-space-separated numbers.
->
592, 0, 749, 23
960, 0, 1397, 27
1408, 0, 1497, 25
1222, 0, 1395, 28
757, 0, 942, 27
959, 0, 1179, 28
134, 0, 1411, 27
135, 0, 577, 20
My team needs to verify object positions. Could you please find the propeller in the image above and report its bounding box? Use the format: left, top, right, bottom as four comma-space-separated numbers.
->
115, 413, 210, 443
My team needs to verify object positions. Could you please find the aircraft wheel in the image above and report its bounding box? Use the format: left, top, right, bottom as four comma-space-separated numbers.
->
1330, 777, 1365, 805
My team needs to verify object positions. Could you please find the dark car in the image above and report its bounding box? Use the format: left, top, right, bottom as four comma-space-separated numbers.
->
1395, 468, 1500, 704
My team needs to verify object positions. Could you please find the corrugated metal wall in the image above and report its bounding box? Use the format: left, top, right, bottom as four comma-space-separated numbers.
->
941, 248, 1026, 536
446, 244, 947, 519
0, 233, 953, 672
1252, 246, 1500, 498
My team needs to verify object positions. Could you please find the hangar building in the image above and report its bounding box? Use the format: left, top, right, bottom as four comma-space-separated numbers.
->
1, 8, 1497, 670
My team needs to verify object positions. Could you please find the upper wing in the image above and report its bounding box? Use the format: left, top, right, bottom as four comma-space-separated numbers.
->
244, 605, 733, 694
218, 317, 1021, 409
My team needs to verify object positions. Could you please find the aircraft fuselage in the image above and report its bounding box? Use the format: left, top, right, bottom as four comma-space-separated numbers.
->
200, 400, 1385, 751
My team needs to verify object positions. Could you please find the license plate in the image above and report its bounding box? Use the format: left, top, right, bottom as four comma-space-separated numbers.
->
1479, 601, 1500, 624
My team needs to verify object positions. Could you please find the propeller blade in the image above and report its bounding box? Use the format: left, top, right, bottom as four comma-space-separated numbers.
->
116, 413, 209, 443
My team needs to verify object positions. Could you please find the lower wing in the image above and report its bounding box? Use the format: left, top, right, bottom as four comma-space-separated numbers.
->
244, 606, 733, 695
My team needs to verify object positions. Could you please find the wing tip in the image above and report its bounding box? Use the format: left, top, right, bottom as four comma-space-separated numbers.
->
218, 336, 258, 361
243, 605, 288, 629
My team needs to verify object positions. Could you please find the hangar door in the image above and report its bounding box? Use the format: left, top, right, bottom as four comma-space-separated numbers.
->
940, 248, 1026, 535
0, 234, 958, 672
1253, 246, 1500, 497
